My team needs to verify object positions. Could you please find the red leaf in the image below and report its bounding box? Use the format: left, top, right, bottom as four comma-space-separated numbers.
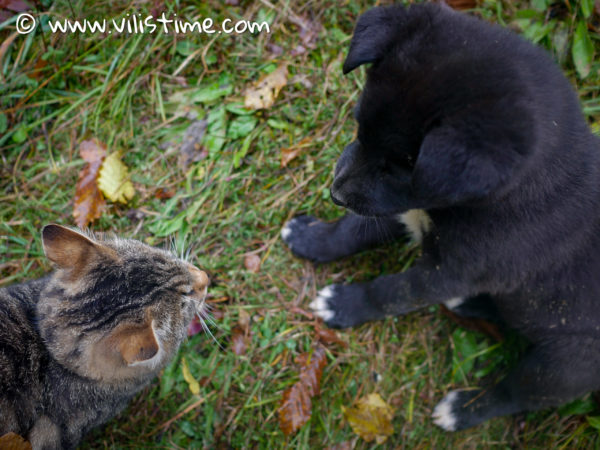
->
187, 316, 203, 337
278, 345, 327, 435
1, 0, 30, 13
73, 139, 107, 229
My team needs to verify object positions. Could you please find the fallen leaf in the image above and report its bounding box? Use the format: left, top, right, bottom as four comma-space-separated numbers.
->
244, 64, 288, 110
279, 345, 327, 435
342, 393, 395, 444
315, 326, 347, 348
231, 308, 251, 355
288, 14, 321, 55
439, 304, 503, 341
181, 357, 200, 395
97, 152, 135, 204
0, 0, 30, 13
0, 432, 32, 450
238, 308, 251, 331
281, 137, 312, 168
266, 43, 283, 57
231, 325, 249, 355
178, 119, 208, 169
211, 307, 225, 320
154, 187, 175, 200
187, 315, 203, 337
444, 0, 478, 10
73, 139, 107, 229
244, 254, 261, 273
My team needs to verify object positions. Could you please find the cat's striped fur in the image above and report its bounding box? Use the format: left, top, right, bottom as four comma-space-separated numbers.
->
0, 225, 209, 449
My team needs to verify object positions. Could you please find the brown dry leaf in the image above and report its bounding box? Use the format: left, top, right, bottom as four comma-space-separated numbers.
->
278, 345, 327, 435
73, 139, 107, 229
280, 137, 312, 168
444, 0, 478, 10
0, 432, 32, 450
155, 187, 175, 200
342, 393, 395, 444
315, 326, 347, 348
238, 307, 251, 331
231, 307, 252, 355
244, 64, 288, 110
439, 305, 503, 341
231, 325, 249, 355
244, 254, 261, 273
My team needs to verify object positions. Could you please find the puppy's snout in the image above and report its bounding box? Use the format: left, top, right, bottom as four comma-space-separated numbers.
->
331, 141, 360, 207
330, 189, 346, 207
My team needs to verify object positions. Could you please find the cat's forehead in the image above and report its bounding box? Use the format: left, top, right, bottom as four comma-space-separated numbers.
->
104, 237, 180, 262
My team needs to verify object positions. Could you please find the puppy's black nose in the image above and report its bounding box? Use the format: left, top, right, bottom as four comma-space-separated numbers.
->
330, 189, 346, 207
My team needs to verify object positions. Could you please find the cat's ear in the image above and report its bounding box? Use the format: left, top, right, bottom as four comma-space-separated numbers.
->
42, 224, 112, 269
115, 322, 160, 365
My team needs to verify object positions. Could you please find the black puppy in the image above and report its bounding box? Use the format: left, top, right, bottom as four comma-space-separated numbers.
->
282, 2, 600, 431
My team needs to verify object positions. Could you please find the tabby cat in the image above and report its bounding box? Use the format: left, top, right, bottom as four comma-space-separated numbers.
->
0, 224, 209, 449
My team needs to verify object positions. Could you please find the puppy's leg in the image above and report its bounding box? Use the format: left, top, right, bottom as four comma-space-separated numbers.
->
310, 261, 470, 328
281, 213, 406, 263
444, 294, 501, 322
433, 337, 600, 430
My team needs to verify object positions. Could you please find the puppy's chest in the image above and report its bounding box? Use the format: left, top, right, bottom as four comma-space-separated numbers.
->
397, 209, 432, 243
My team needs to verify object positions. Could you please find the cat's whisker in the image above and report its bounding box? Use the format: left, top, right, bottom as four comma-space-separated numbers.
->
200, 311, 222, 331
196, 312, 224, 350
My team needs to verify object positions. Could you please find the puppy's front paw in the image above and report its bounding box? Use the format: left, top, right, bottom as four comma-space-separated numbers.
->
309, 284, 381, 328
432, 389, 484, 431
281, 216, 336, 262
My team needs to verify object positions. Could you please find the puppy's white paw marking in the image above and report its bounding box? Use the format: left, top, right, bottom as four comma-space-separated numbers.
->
314, 308, 334, 321
281, 222, 293, 241
444, 297, 465, 310
432, 391, 459, 431
309, 286, 335, 321
317, 286, 333, 300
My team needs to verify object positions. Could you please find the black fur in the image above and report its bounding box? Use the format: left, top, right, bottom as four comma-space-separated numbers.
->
282, 3, 600, 430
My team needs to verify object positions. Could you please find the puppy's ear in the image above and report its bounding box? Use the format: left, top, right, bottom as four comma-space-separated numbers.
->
411, 126, 521, 205
343, 6, 406, 74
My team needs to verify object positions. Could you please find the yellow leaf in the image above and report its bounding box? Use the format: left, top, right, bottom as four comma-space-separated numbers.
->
342, 393, 395, 444
0, 432, 32, 450
244, 64, 288, 110
97, 152, 135, 204
181, 357, 200, 395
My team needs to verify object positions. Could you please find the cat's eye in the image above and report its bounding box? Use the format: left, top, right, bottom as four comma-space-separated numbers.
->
180, 287, 194, 297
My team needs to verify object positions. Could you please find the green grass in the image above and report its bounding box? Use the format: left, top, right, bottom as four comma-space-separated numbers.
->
2, 0, 600, 447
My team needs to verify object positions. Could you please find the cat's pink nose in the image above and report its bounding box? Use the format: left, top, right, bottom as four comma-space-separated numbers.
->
189, 266, 209, 291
